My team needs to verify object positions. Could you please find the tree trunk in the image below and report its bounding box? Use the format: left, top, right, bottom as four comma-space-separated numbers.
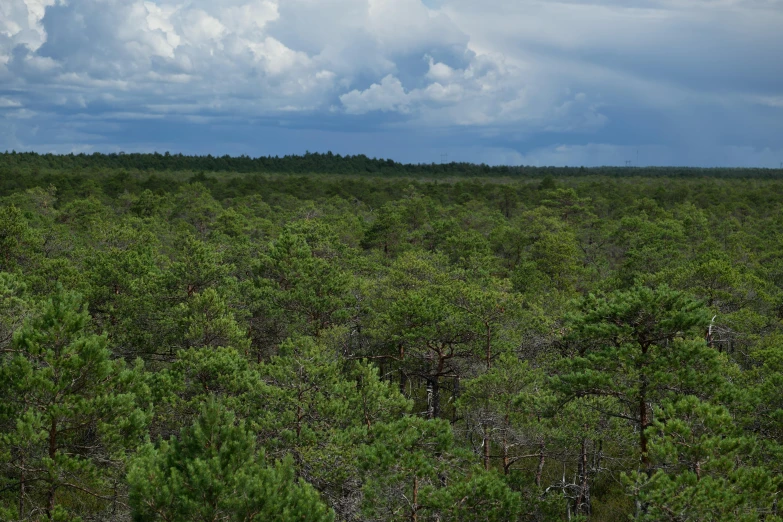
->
18, 454, 24, 519
426, 377, 440, 419
535, 442, 545, 487
576, 437, 590, 516
296, 386, 304, 439
452, 376, 460, 423
46, 417, 57, 519
483, 424, 491, 470
639, 378, 650, 473
637, 365, 651, 518
486, 322, 492, 370
411, 476, 419, 522
592, 439, 603, 482
432, 378, 440, 419
502, 433, 510, 475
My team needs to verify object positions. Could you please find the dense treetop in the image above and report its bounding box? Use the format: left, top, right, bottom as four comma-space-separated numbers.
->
1, 157, 782, 520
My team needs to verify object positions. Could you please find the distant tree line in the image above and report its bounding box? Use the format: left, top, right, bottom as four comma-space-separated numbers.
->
2, 150, 782, 179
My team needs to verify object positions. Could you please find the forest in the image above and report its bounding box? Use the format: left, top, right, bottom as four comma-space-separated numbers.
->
1, 153, 782, 521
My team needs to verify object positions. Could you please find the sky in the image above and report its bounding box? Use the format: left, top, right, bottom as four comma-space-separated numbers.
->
1, 0, 782, 167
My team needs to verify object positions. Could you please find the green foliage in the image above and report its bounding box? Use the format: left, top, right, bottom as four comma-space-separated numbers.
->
741, 337, 783, 445
554, 285, 727, 475
0, 272, 28, 351
626, 397, 782, 521
128, 400, 333, 522
255, 335, 410, 518
359, 416, 455, 519
3, 160, 783, 521
252, 227, 353, 348
457, 353, 553, 475
150, 346, 268, 435
0, 205, 32, 271
510, 208, 583, 296
0, 288, 149, 520
425, 468, 524, 521
175, 288, 250, 351
612, 213, 687, 287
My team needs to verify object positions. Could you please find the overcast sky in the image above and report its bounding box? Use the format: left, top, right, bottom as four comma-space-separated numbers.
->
1, 0, 782, 166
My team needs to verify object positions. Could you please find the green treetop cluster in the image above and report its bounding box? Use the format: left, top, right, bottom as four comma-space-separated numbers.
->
1, 158, 782, 521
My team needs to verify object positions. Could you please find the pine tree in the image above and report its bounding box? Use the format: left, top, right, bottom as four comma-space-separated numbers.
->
0, 288, 149, 520
0, 272, 28, 352
626, 397, 782, 521
0, 205, 28, 271
127, 400, 334, 522
554, 285, 723, 475
251, 228, 352, 352
256, 335, 409, 518
457, 353, 551, 475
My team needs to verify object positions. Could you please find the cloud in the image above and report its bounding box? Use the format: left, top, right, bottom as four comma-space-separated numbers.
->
2, 0, 606, 129
340, 75, 410, 114
755, 96, 783, 109
0, 0, 780, 166
3, 0, 338, 114
0, 0, 54, 54
514, 142, 783, 169
0, 97, 22, 108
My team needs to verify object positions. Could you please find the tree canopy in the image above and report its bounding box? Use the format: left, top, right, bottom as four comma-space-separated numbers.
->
1, 157, 782, 520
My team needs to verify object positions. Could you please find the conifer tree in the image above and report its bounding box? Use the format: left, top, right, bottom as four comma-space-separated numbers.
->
0, 272, 28, 352
256, 335, 409, 518
128, 400, 333, 522
627, 397, 782, 521
554, 286, 723, 475
0, 288, 149, 520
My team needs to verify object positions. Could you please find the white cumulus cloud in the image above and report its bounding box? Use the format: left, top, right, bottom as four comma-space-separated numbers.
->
2, 0, 606, 131
340, 75, 410, 114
